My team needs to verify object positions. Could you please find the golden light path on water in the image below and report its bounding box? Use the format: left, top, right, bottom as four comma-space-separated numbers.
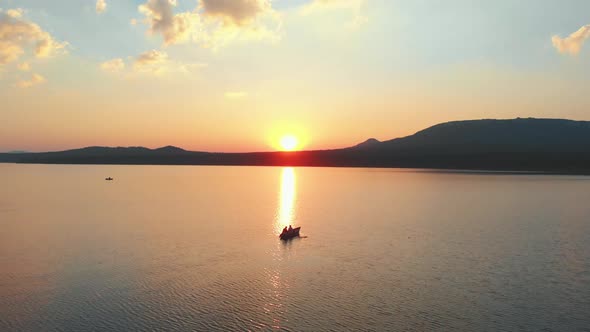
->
275, 167, 296, 233
265, 167, 298, 329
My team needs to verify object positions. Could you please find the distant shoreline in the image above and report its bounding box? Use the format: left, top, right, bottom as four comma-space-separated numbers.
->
1, 161, 589, 176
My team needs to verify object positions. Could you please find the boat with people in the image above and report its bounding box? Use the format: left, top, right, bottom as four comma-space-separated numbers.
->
105, 177, 113, 181
279, 225, 301, 240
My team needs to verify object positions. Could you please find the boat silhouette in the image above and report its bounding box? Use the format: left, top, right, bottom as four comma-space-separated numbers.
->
279, 226, 301, 240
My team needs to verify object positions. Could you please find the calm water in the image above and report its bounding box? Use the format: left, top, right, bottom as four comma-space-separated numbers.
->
1, 164, 589, 331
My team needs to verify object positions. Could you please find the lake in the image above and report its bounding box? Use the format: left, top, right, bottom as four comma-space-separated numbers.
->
1, 164, 589, 331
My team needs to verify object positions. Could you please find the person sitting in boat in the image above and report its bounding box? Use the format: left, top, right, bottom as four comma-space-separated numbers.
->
282, 226, 288, 234
288, 225, 293, 232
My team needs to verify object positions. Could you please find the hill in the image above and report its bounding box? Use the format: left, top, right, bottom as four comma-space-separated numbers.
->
355, 118, 590, 153
2, 118, 590, 173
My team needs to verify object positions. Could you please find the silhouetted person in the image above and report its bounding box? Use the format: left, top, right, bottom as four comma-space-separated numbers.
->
288, 225, 293, 232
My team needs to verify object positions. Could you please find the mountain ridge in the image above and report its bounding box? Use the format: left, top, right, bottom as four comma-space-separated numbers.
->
2, 118, 590, 173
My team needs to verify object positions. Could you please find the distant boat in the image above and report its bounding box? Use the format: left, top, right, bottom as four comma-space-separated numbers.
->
105, 177, 113, 181
279, 227, 301, 240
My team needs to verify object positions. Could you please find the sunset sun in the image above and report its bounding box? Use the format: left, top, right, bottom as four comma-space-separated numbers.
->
279, 135, 299, 151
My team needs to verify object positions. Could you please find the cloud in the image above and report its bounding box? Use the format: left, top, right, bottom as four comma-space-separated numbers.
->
134, 49, 168, 68
16, 73, 45, 88
100, 58, 125, 72
96, 0, 107, 14
137, 0, 281, 48
98, 49, 206, 78
17, 62, 31, 71
224, 91, 248, 99
200, 0, 272, 26
133, 49, 206, 75
5, 8, 24, 18
138, 0, 200, 45
0, 8, 67, 66
552, 25, 590, 56
197, 0, 282, 48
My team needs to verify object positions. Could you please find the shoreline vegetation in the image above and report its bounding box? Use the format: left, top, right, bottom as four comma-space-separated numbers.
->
2, 118, 590, 175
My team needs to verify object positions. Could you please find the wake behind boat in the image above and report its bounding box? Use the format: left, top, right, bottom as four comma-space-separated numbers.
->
280, 226, 301, 240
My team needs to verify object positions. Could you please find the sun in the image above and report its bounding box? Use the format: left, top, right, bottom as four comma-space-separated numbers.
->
279, 135, 299, 151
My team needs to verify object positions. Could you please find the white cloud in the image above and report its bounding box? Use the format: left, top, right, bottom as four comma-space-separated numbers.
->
98, 49, 206, 78
139, 0, 200, 45
200, 0, 272, 26
6, 8, 24, 18
0, 8, 67, 66
552, 25, 590, 56
16, 73, 45, 88
137, 0, 281, 49
96, 0, 107, 14
134, 49, 168, 69
135, 50, 206, 75
100, 58, 125, 72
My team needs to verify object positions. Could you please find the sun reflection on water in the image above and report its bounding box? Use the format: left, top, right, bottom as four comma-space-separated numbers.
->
263, 167, 298, 329
275, 167, 297, 234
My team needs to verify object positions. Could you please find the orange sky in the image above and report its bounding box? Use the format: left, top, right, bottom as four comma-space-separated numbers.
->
1, 1, 590, 152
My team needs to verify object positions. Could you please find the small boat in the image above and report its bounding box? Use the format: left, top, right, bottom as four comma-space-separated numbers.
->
105, 177, 113, 181
279, 227, 301, 240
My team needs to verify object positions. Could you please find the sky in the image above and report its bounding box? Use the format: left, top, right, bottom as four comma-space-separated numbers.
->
1, 0, 589, 152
